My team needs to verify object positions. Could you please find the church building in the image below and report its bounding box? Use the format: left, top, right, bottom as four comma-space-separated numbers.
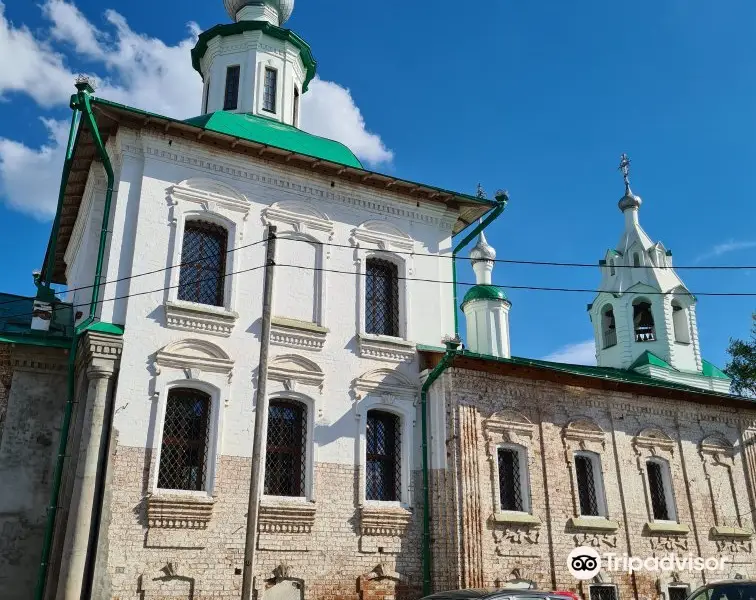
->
0, 3, 753, 600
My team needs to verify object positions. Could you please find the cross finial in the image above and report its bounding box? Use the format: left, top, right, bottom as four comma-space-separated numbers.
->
618, 153, 631, 192
476, 183, 487, 199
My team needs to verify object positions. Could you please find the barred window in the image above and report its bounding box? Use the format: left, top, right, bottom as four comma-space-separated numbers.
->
366, 410, 401, 501
263, 67, 277, 113
203, 79, 210, 114
575, 453, 601, 516
293, 86, 300, 126
668, 587, 689, 600
365, 258, 400, 337
647, 459, 673, 521
498, 447, 524, 512
264, 400, 306, 497
590, 586, 618, 600
224, 65, 240, 111
158, 389, 211, 491
178, 221, 228, 307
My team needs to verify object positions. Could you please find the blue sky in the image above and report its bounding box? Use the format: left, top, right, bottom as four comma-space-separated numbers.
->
0, 0, 754, 367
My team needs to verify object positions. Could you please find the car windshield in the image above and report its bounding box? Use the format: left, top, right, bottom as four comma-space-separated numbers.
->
691, 584, 756, 600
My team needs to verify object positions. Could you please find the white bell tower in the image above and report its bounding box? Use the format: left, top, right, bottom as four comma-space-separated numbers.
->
462, 231, 512, 358
192, 0, 312, 126
587, 155, 732, 392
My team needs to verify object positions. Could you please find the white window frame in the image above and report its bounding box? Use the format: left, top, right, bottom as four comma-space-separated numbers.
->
151, 380, 224, 498
223, 64, 241, 111
273, 230, 327, 327
356, 395, 415, 509
645, 456, 678, 522
495, 443, 531, 515
261, 391, 317, 503
358, 251, 408, 341
261, 65, 279, 114
574, 450, 609, 518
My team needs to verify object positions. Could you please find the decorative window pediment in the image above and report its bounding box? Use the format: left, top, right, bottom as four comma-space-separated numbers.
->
351, 220, 414, 252
262, 200, 334, 239
155, 339, 234, 379
353, 368, 418, 405
563, 418, 605, 445
170, 178, 250, 215
634, 427, 675, 455
268, 354, 324, 393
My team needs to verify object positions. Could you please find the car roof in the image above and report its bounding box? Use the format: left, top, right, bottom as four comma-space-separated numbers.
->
423, 590, 571, 600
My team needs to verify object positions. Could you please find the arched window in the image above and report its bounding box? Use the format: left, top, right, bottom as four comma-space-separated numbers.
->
602, 304, 617, 349
366, 410, 401, 501
646, 458, 676, 521
609, 259, 616, 276
178, 220, 228, 307
672, 300, 691, 344
265, 400, 306, 497
633, 252, 641, 268
293, 86, 300, 127
158, 388, 212, 491
365, 258, 400, 337
574, 451, 606, 516
633, 299, 656, 342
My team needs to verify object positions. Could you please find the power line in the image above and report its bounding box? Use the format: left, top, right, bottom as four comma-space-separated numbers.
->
0, 237, 269, 308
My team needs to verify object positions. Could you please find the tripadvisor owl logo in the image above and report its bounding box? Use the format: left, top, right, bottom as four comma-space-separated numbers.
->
568, 546, 602, 580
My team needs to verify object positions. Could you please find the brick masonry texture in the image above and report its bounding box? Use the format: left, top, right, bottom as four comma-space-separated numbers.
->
431, 368, 756, 600
0, 344, 11, 445
102, 448, 422, 600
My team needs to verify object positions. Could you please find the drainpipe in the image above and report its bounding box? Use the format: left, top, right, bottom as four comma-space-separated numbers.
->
452, 192, 508, 336
35, 79, 116, 600
420, 337, 461, 596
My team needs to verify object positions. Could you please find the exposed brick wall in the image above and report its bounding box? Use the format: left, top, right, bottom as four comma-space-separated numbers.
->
0, 344, 12, 444
432, 368, 756, 600
102, 449, 422, 600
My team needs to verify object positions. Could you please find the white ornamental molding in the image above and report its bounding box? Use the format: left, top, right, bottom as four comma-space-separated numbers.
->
351, 220, 415, 253
484, 409, 535, 450
357, 334, 416, 363
270, 317, 328, 351
164, 301, 239, 338
262, 199, 334, 240
352, 367, 418, 405
562, 417, 606, 450
267, 354, 325, 393
633, 427, 676, 456
155, 338, 234, 381
146, 493, 215, 529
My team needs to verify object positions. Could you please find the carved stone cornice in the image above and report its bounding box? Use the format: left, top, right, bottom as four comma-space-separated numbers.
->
259, 502, 316, 534
155, 338, 234, 378
147, 493, 215, 529
270, 317, 328, 352
79, 331, 123, 371
268, 354, 324, 393
164, 301, 239, 338
357, 334, 415, 363
359, 506, 412, 537
9, 346, 69, 373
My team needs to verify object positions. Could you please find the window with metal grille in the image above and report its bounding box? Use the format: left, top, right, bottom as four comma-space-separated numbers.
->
647, 460, 671, 520
178, 221, 228, 307
668, 587, 689, 600
590, 586, 618, 600
575, 453, 600, 516
224, 65, 240, 111
366, 410, 401, 501
365, 258, 400, 337
157, 388, 211, 491
293, 86, 300, 126
263, 67, 277, 112
203, 79, 210, 114
498, 447, 523, 511
264, 400, 306, 497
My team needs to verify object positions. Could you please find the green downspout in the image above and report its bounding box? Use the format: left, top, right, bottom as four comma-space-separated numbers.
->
452, 192, 508, 336
420, 337, 460, 596
35, 80, 116, 600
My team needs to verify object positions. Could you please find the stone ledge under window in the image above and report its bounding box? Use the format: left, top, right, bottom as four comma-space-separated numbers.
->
270, 317, 329, 351
492, 512, 542, 527
645, 522, 690, 536
164, 301, 238, 337
360, 505, 412, 537
259, 501, 316, 534
567, 516, 620, 532
146, 493, 215, 529
357, 334, 415, 363
711, 525, 753, 539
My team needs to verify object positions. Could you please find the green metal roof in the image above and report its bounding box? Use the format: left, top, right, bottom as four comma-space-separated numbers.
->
0, 292, 73, 347
702, 359, 730, 379
416, 345, 743, 401
629, 350, 677, 372
191, 21, 317, 92
461, 284, 508, 308
184, 111, 363, 168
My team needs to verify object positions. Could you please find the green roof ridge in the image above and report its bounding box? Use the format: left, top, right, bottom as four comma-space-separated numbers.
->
702, 359, 730, 379
183, 111, 363, 169
629, 350, 677, 372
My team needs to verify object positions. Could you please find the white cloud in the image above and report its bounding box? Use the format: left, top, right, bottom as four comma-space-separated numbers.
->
541, 339, 597, 365
301, 78, 394, 166
694, 239, 756, 263
0, 0, 394, 219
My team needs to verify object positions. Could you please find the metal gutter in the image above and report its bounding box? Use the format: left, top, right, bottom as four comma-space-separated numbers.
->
419, 337, 461, 596
35, 79, 118, 600
451, 192, 508, 335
